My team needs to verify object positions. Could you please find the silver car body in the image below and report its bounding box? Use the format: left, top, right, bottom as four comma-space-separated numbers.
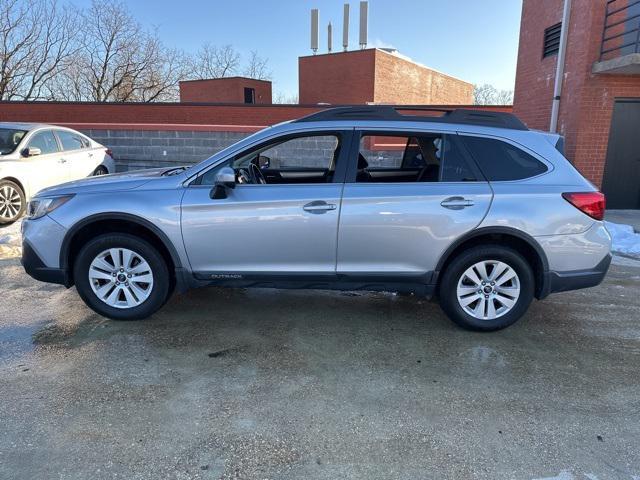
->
21, 115, 612, 302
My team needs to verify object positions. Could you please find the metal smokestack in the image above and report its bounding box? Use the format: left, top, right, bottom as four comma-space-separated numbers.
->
342, 4, 350, 51
328, 22, 333, 53
359, 1, 368, 49
310, 9, 319, 54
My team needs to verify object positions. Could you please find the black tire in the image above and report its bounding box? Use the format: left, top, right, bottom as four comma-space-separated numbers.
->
73, 233, 169, 320
439, 245, 534, 331
0, 179, 26, 225
92, 165, 109, 176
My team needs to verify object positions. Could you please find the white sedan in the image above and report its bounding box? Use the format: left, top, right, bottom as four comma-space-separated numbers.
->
0, 123, 115, 224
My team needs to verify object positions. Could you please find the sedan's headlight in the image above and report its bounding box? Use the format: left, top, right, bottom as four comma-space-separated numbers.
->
26, 195, 75, 220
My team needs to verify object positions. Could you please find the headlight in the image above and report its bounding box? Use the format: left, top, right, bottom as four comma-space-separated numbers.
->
26, 195, 74, 220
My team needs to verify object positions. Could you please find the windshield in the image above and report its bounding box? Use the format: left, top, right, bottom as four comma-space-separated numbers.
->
0, 128, 27, 155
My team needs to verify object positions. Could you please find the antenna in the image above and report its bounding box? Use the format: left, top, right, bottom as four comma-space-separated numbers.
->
359, 1, 368, 49
310, 9, 319, 54
342, 4, 349, 51
328, 22, 333, 53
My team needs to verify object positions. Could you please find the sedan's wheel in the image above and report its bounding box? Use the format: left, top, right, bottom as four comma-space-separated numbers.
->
439, 245, 534, 331
92, 166, 108, 176
74, 234, 169, 320
0, 180, 25, 225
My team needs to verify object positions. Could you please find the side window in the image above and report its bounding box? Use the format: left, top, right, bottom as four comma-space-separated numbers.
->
56, 130, 86, 151
27, 131, 60, 155
356, 134, 477, 183
199, 134, 341, 186
462, 136, 548, 181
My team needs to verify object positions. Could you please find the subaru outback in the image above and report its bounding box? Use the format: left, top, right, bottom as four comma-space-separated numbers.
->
21, 107, 612, 331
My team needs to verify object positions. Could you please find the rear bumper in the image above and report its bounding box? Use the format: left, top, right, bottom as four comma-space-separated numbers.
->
541, 254, 611, 298
21, 240, 69, 286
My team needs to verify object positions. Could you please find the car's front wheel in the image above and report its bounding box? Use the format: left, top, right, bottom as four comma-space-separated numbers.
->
73, 234, 169, 320
439, 245, 534, 331
0, 179, 26, 225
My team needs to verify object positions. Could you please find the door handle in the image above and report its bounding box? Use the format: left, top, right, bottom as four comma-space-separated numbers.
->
440, 196, 474, 210
303, 201, 337, 214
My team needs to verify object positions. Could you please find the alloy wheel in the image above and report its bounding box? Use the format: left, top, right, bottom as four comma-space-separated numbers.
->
88, 248, 154, 309
456, 260, 521, 320
0, 185, 22, 221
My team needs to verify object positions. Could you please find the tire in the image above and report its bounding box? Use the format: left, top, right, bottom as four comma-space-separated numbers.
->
0, 179, 26, 225
439, 245, 534, 331
92, 165, 109, 176
73, 233, 169, 320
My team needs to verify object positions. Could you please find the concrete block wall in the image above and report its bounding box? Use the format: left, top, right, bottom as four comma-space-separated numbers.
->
81, 129, 250, 171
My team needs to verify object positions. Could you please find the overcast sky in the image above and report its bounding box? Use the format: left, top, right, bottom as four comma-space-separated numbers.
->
72, 0, 523, 98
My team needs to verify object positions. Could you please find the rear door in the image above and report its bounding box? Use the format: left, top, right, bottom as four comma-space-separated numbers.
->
336, 130, 493, 278
54, 129, 99, 180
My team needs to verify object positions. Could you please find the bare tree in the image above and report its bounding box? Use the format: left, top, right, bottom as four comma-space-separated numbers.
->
190, 43, 240, 79
473, 83, 514, 105
273, 91, 298, 104
243, 50, 271, 80
0, 0, 78, 100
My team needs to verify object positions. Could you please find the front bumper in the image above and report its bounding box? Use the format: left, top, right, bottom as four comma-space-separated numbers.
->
21, 240, 69, 286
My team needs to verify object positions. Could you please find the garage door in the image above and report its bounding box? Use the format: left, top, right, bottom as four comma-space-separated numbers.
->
602, 99, 640, 209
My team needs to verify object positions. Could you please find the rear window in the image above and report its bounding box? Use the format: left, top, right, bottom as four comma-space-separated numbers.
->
57, 130, 87, 151
462, 136, 548, 181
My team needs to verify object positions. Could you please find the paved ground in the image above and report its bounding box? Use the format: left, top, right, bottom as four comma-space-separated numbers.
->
1, 253, 640, 480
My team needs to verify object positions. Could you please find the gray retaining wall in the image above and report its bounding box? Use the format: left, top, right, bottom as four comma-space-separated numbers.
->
81, 130, 251, 172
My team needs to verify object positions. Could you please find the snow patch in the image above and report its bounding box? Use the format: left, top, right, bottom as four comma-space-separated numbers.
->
0, 220, 22, 259
606, 221, 640, 259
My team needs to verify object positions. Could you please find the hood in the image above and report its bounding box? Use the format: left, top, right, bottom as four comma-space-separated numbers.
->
35, 167, 182, 197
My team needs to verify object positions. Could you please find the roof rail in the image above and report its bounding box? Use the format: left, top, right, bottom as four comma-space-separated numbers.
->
294, 106, 528, 131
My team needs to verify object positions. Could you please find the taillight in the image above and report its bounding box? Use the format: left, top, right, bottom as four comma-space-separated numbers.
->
562, 192, 606, 221
105, 148, 114, 159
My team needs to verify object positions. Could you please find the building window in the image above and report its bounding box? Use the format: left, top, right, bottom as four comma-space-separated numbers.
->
244, 87, 255, 104
543, 23, 562, 58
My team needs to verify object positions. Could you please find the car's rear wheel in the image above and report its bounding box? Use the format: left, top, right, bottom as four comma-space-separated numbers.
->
0, 179, 26, 225
73, 234, 169, 320
439, 245, 534, 331
92, 165, 109, 176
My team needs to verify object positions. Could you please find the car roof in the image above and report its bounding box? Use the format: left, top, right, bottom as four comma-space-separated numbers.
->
293, 106, 529, 131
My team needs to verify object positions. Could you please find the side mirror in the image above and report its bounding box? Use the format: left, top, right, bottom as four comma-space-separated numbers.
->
210, 167, 236, 199
22, 147, 41, 157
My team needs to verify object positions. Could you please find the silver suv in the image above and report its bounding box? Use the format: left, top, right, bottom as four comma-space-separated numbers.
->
21, 107, 612, 331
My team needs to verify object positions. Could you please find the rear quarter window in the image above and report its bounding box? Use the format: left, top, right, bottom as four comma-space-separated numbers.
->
462, 136, 548, 181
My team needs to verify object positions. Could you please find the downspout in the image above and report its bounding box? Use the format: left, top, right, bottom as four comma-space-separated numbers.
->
550, 0, 572, 133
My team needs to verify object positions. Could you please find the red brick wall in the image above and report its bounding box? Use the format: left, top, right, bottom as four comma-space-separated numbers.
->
513, 0, 640, 186
373, 49, 473, 105
0, 101, 512, 132
299, 49, 473, 105
179, 77, 272, 104
298, 50, 376, 104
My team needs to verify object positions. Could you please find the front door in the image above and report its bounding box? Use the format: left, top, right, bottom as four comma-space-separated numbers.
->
337, 130, 493, 278
181, 131, 351, 277
602, 99, 640, 209
21, 129, 69, 194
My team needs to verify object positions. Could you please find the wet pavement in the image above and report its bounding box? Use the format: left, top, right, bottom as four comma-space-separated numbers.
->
1, 255, 640, 480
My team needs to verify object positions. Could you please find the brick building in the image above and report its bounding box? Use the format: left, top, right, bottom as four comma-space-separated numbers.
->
514, 0, 640, 209
299, 48, 473, 105
179, 77, 272, 104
